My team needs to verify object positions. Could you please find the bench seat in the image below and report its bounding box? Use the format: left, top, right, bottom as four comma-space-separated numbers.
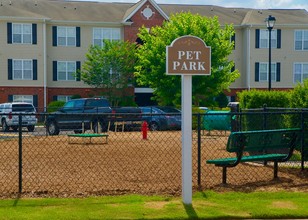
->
207, 153, 287, 166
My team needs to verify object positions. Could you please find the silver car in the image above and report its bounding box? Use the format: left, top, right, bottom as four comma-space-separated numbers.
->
0, 102, 37, 132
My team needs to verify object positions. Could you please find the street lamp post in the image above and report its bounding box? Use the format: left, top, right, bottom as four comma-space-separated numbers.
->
265, 15, 276, 91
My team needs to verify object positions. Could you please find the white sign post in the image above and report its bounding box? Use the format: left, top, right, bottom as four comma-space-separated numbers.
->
181, 74, 192, 204
166, 35, 211, 204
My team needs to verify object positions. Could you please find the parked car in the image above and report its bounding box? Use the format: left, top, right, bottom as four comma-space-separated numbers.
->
140, 106, 181, 131
45, 97, 142, 135
0, 102, 37, 132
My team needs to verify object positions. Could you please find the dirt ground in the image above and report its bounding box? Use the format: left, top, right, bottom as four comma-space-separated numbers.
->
0, 130, 307, 198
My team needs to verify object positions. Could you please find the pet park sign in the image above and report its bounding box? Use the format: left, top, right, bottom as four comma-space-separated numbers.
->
166, 35, 211, 75
166, 35, 211, 204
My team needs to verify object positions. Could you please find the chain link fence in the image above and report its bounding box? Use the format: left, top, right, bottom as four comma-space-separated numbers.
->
0, 110, 307, 198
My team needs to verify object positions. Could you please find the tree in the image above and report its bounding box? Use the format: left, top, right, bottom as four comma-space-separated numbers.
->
290, 79, 308, 108
215, 92, 229, 108
80, 40, 137, 106
135, 12, 240, 106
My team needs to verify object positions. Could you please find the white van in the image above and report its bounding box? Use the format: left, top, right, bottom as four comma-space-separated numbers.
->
0, 102, 37, 132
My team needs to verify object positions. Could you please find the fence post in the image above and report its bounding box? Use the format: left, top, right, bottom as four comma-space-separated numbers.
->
301, 110, 305, 171
197, 113, 201, 189
263, 104, 268, 166
18, 114, 23, 194
263, 104, 267, 130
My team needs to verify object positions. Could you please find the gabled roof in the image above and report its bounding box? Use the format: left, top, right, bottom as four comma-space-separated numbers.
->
0, 0, 307, 27
122, 0, 169, 23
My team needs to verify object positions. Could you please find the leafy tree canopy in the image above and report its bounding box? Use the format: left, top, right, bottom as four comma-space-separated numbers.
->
80, 40, 137, 106
135, 12, 240, 106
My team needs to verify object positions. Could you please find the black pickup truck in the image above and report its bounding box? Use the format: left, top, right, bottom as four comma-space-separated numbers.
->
45, 97, 141, 135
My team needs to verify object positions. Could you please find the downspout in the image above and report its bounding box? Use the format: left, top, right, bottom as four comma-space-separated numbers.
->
43, 19, 47, 111
246, 25, 252, 90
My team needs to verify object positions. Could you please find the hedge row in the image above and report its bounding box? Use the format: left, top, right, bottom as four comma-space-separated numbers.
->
238, 80, 308, 109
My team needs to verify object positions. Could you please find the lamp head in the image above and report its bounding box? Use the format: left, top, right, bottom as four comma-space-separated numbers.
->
265, 15, 276, 30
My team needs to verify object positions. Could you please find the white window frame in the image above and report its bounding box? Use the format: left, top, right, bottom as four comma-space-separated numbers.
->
12, 23, 32, 44
57, 61, 76, 81
294, 30, 308, 51
57, 26, 76, 46
12, 59, 33, 80
259, 62, 277, 82
93, 28, 121, 47
13, 95, 33, 104
293, 63, 308, 83
259, 29, 277, 48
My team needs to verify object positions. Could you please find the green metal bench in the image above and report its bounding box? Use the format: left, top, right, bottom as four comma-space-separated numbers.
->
206, 128, 301, 184
68, 133, 109, 144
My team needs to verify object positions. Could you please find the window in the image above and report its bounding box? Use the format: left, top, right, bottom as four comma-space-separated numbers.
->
53, 61, 80, 81
256, 29, 281, 49
58, 27, 76, 46
57, 95, 72, 102
294, 30, 308, 50
57, 61, 76, 81
12, 95, 34, 104
231, 33, 235, 49
13, 59, 32, 80
7, 23, 37, 45
93, 28, 121, 47
8, 59, 37, 81
11, 23, 32, 44
293, 63, 308, 83
255, 62, 281, 82
259, 29, 277, 48
52, 26, 80, 47
259, 63, 277, 81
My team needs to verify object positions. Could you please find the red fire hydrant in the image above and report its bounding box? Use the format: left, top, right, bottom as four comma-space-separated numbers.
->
142, 121, 148, 140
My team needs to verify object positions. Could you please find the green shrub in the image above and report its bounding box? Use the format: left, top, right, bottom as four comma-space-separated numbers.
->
289, 80, 308, 161
290, 79, 308, 108
70, 94, 81, 99
47, 101, 65, 113
237, 90, 291, 130
238, 89, 290, 109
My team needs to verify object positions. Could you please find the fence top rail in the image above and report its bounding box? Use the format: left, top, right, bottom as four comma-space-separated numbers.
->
231, 128, 301, 135
242, 107, 308, 111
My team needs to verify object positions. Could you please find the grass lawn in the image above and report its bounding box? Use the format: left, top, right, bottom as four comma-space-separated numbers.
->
0, 191, 307, 219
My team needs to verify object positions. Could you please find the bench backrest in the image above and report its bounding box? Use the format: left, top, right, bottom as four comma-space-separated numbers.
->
226, 128, 301, 153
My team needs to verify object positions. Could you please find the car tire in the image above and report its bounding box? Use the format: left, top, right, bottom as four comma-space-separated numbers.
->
74, 130, 83, 134
149, 122, 159, 131
27, 125, 35, 132
1, 119, 9, 132
93, 121, 108, 133
92, 121, 99, 133
46, 121, 59, 135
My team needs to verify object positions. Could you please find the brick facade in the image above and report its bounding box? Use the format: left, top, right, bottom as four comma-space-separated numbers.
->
0, 86, 44, 110
124, 1, 165, 42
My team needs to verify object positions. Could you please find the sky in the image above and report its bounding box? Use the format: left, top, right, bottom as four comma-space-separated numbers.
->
77, 0, 308, 11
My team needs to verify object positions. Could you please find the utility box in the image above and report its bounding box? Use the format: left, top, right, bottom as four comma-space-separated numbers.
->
203, 110, 231, 131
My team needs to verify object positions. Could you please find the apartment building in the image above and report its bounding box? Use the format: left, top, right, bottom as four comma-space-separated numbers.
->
0, 0, 308, 110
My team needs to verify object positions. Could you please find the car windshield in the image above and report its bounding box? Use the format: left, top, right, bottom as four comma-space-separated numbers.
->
12, 104, 35, 112
157, 107, 180, 113
85, 99, 110, 107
